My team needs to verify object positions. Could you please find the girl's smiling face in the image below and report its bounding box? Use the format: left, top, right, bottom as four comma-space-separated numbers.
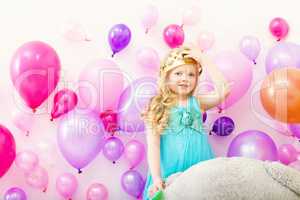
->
166, 64, 199, 97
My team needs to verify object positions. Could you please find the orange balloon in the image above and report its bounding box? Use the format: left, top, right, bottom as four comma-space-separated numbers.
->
260, 67, 300, 123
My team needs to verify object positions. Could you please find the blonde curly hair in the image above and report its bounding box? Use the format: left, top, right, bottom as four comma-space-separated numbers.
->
141, 46, 202, 135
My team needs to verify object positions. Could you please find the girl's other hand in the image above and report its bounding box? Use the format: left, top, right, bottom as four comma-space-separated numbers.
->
148, 177, 165, 198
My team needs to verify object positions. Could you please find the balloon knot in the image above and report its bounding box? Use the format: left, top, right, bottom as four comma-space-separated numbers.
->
78, 169, 82, 174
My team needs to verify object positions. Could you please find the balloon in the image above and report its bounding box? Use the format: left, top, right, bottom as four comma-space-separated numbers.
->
140, 4, 159, 34
57, 110, 105, 173
288, 124, 300, 139
289, 160, 300, 172
61, 21, 90, 42
136, 47, 160, 72
108, 24, 131, 57
10, 41, 61, 112
163, 24, 184, 48
25, 165, 48, 192
102, 136, 124, 163
210, 116, 235, 136
260, 67, 300, 123
0, 125, 16, 178
117, 77, 157, 132
4, 187, 27, 200
278, 144, 298, 165
181, 6, 201, 26
51, 89, 78, 121
86, 183, 109, 200
12, 109, 34, 136
99, 109, 119, 133
213, 51, 253, 110
56, 173, 78, 199
227, 130, 278, 161
78, 59, 124, 114
197, 31, 214, 52
202, 112, 207, 123
124, 140, 145, 169
15, 150, 39, 173
265, 42, 300, 74
239, 36, 261, 64
121, 170, 144, 198
269, 17, 289, 41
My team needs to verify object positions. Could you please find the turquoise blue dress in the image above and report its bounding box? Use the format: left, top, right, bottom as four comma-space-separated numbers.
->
142, 95, 215, 200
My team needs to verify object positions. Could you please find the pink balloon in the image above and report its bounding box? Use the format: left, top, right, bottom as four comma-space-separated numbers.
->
10, 41, 61, 112
86, 183, 109, 200
51, 89, 78, 120
239, 35, 261, 64
15, 151, 39, 173
197, 31, 215, 52
78, 59, 124, 113
288, 123, 300, 139
56, 173, 78, 199
182, 7, 201, 26
25, 165, 48, 192
269, 17, 289, 41
140, 4, 158, 34
213, 51, 253, 110
289, 160, 300, 171
62, 21, 90, 42
163, 24, 184, 48
136, 47, 160, 73
12, 109, 34, 136
124, 140, 145, 169
278, 144, 298, 165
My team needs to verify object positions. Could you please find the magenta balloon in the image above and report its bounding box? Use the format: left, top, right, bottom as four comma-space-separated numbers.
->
117, 77, 157, 132
278, 144, 298, 165
57, 110, 105, 172
163, 24, 184, 48
213, 51, 253, 110
265, 42, 300, 74
10, 41, 61, 111
269, 17, 289, 41
102, 136, 124, 163
288, 124, 300, 139
227, 130, 278, 161
121, 170, 144, 198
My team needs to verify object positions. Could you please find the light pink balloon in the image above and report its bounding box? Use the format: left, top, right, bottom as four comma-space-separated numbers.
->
15, 151, 39, 173
182, 7, 201, 26
289, 160, 300, 171
62, 21, 90, 42
213, 51, 253, 110
25, 165, 48, 192
278, 144, 298, 165
136, 47, 160, 73
78, 59, 124, 113
86, 183, 109, 200
56, 173, 78, 199
239, 35, 261, 64
140, 4, 158, 34
12, 109, 34, 136
124, 140, 145, 169
197, 31, 215, 52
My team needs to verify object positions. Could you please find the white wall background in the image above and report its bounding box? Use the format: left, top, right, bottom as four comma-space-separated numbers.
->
0, 0, 300, 199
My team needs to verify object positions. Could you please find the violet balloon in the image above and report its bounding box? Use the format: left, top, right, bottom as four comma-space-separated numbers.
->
56, 173, 78, 199
124, 140, 145, 169
4, 187, 27, 200
102, 136, 124, 164
57, 110, 105, 173
265, 42, 300, 74
278, 144, 298, 165
51, 89, 78, 120
86, 183, 109, 200
288, 124, 300, 139
239, 36, 261, 64
108, 24, 131, 57
121, 170, 145, 198
227, 130, 278, 161
10, 41, 61, 112
269, 17, 289, 41
117, 77, 157, 132
211, 116, 235, 136
163, 24, 184, 48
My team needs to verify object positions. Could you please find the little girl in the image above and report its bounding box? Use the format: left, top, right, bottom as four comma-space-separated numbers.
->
141, 45, 231, 200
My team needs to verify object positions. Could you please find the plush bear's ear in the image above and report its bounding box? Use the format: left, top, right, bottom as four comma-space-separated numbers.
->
263, 161, 300, 196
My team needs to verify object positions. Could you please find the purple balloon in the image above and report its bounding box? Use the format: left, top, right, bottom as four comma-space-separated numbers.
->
108, 24, 131, 57
121, 170, 144, 198
57, 110, 105, 173
227, 130, 278, 161
265, 42, 300, 74
102, 136, 124, 163
239, 36, 261, 64
288, 124, 300, 139
117, 77, 157, 132
211, 116, 235, 136
4, 187, 27, 200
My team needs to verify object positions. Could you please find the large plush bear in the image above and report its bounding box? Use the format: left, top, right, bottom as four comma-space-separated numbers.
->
159, 157, 300, 200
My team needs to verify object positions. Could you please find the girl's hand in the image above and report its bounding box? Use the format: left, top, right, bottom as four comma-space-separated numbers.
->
148, 177, 165, 198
